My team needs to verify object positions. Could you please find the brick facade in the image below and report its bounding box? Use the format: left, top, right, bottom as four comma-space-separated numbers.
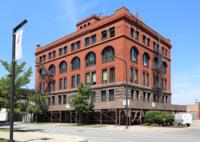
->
35, 7, 185, 123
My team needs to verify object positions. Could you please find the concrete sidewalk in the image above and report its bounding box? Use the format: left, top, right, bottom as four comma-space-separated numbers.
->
0, 131, 88, 142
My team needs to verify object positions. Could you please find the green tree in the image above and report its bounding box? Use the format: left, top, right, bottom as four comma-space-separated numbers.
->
70, 83, 94, 124
28, 93, 47, 122
144, 110, 175, 126
0, 60, 32, 114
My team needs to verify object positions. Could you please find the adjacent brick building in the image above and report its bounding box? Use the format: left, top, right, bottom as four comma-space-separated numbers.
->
35, 7, 185, 124
187, 103, 200, 120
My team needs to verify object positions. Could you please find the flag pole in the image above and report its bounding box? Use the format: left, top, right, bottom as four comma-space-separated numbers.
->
9, 19, 27, 142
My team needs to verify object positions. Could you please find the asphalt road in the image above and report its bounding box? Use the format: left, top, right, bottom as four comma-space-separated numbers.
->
1, 121, 200, 142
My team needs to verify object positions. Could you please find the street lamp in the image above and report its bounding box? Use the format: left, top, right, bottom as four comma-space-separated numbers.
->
9, 19, 27, 142
114, 56, 129, 129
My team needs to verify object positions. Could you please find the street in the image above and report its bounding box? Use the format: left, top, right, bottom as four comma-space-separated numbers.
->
0, 121, 200, 142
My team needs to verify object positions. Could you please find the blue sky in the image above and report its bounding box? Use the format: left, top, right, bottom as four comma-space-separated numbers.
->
0, 0, 199, 105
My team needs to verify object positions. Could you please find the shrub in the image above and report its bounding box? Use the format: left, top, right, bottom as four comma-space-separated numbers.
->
144, 110, 174, 126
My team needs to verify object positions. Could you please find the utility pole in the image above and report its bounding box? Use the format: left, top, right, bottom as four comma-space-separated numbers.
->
9, 19, 27, 142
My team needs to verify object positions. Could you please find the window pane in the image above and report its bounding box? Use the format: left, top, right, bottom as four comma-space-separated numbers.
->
92, 72, 96, 84
102, 69, 107, 84
59, 79, 63, 90
92, 35, 96, 44
86, 73, 90, 84
64, 78, 67, 89
109, 89, 114, 101
109, 67, 115, 82
101, 91, 106, 102
77, 75, 80, 86
109, 27, 115, 38
102, 30, 107, 41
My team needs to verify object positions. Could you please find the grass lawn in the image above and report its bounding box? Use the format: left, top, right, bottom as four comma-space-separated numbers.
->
0, 138, 7, 142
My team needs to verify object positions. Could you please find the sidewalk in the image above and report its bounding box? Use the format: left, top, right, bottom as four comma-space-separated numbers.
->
0, 131, 87, 142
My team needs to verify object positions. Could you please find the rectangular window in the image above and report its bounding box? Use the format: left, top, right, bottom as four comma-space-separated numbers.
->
48, 53, 51, 60
52, 96, 55, 105
131, 90, 134, 100
143, 35, 146, 45
91, 91, 96, 104
39, 56, 42, 63
92, 71, 96, 85
63, 95, 67, 104
77, 74, 80, 86
43, 55, 46, 62
85, 73, 90, 84
59, 48, 62, 56
71, 76, 75, 88
136, 30, 139, 40
59, 78, 63, 90
101, 90, 107, 102
58, 95, 62, 105
91, 34, 96, 44
63, 46, 67, 54
64, 78, 67, 89
143, 92, 146, 102
109, 67, 115, 83
136, 90, 139, 101
53, 51, 56, 58
142, 72, 145, 86
130, 27, 134, 38
102, 69, 107, 84
109, 89, 115, 101
109, 27, 115, 38
146, 73, 149, 86
147, 93, 151, 102
52, 80, 56, 91
102, 30, 107, 41
71, 43, 75, 51
147, 38, 150, 46
130, 68, 133, 82
85, 37, 90, 46
76, 41, 81, 49
134, 69, 138, 84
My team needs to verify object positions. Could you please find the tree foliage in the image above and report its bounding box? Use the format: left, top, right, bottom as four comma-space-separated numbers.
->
0, 60, 32, 114
70, 83, 94, 124
144, 110, 174, 126
28, 93, 47, 122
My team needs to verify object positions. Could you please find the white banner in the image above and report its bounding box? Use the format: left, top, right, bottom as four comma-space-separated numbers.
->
15, 29, 23, 60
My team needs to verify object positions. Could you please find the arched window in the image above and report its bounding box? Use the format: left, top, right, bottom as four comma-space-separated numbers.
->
153, 57, 159, 69
85, 52, 96, 67
48, 64, 56, 75
162, 62, 167, 74
143, 53, 150, 67
130, 47, 138, 62
102, 46, 115, 63
71, 57, 80, 70
59, 61, 67, 73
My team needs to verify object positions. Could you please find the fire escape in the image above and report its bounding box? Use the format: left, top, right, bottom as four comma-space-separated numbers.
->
152, 35, 164, 103
37, 62, 54, 94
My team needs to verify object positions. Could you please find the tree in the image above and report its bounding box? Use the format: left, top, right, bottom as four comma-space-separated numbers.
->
28, 93, 47, 122
0, 60, 32, 114
144, 110, 175, 126
70, 83, 94, 124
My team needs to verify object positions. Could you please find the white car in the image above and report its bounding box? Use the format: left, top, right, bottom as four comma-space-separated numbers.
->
175, 113, 192, 126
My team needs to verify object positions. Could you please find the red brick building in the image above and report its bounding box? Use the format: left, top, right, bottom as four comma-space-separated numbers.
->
35, 7, 185, 124
187, 103, 200, 120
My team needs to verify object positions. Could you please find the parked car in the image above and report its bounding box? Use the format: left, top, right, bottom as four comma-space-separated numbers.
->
175, 113, 192, 126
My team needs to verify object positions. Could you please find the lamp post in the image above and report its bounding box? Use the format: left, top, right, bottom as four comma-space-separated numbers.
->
9, 19, 27, 142
114, 56, 129, 129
